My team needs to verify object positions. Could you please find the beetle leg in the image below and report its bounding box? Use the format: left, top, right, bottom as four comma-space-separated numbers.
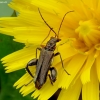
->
26, 58, 38, 78
48, 67, 57, 85
54, 52, 70, 75
36, 47, 41, 58
24, 79, 33, 86
48, 74, 53, 85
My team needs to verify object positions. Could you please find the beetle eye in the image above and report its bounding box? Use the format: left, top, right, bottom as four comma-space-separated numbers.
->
50, 43, 53, 45
57, 38, 61, 42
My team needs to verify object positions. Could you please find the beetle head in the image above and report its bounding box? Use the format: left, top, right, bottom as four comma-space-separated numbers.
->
45, 37, 61, 51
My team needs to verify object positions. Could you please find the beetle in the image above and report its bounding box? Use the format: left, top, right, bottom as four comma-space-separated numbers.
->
25, 8, 74, 89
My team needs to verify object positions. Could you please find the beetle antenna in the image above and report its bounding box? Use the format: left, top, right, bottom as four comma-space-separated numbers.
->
41, 28, 52, 45
38, 8, 58, 38
57, 10, 74, 36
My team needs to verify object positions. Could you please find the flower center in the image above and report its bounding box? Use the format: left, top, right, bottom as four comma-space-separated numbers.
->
75, 19, 99, 47
77, 21, 91, 35
69, 19, 100, 57
95, 44, 100, 50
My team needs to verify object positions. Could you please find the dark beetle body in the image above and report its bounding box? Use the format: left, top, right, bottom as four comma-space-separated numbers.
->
26, 37, 60, 89
25, 8, 72, 89
34, 37, 60, 89
34, 49, 54, 89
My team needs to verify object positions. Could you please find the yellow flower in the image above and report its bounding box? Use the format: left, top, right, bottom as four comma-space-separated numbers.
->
0, 0, 100, 100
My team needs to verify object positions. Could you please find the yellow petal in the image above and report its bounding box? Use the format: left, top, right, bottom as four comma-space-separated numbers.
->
14, 73, 35, 96
80, 52, 95, 84
95, 55, 100, 81
58, 78, 82, 100
82, 65, 99, 100
58, 43, 78, 60
1, 46, 37, 72
58, 54, 87, 89
31, 79, 58, 100
82, 0, 98, 10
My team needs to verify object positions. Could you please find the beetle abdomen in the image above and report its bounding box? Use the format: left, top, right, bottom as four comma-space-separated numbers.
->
35, 50, 54, 89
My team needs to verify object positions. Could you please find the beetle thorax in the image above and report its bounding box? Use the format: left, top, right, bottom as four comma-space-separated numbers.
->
45, 37, 57, 51
45, 37, 61, 51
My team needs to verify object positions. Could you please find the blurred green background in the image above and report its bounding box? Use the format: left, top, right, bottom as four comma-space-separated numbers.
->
0, 0, 36, 100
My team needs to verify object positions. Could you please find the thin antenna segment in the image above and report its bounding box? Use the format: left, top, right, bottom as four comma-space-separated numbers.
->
38, 8, 74, 41
41, 29, 52, 45
38, 8, 58, 37
57, 10, 74, 36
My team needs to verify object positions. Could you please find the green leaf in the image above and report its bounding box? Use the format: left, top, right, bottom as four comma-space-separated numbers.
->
0, 34, 36, 100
